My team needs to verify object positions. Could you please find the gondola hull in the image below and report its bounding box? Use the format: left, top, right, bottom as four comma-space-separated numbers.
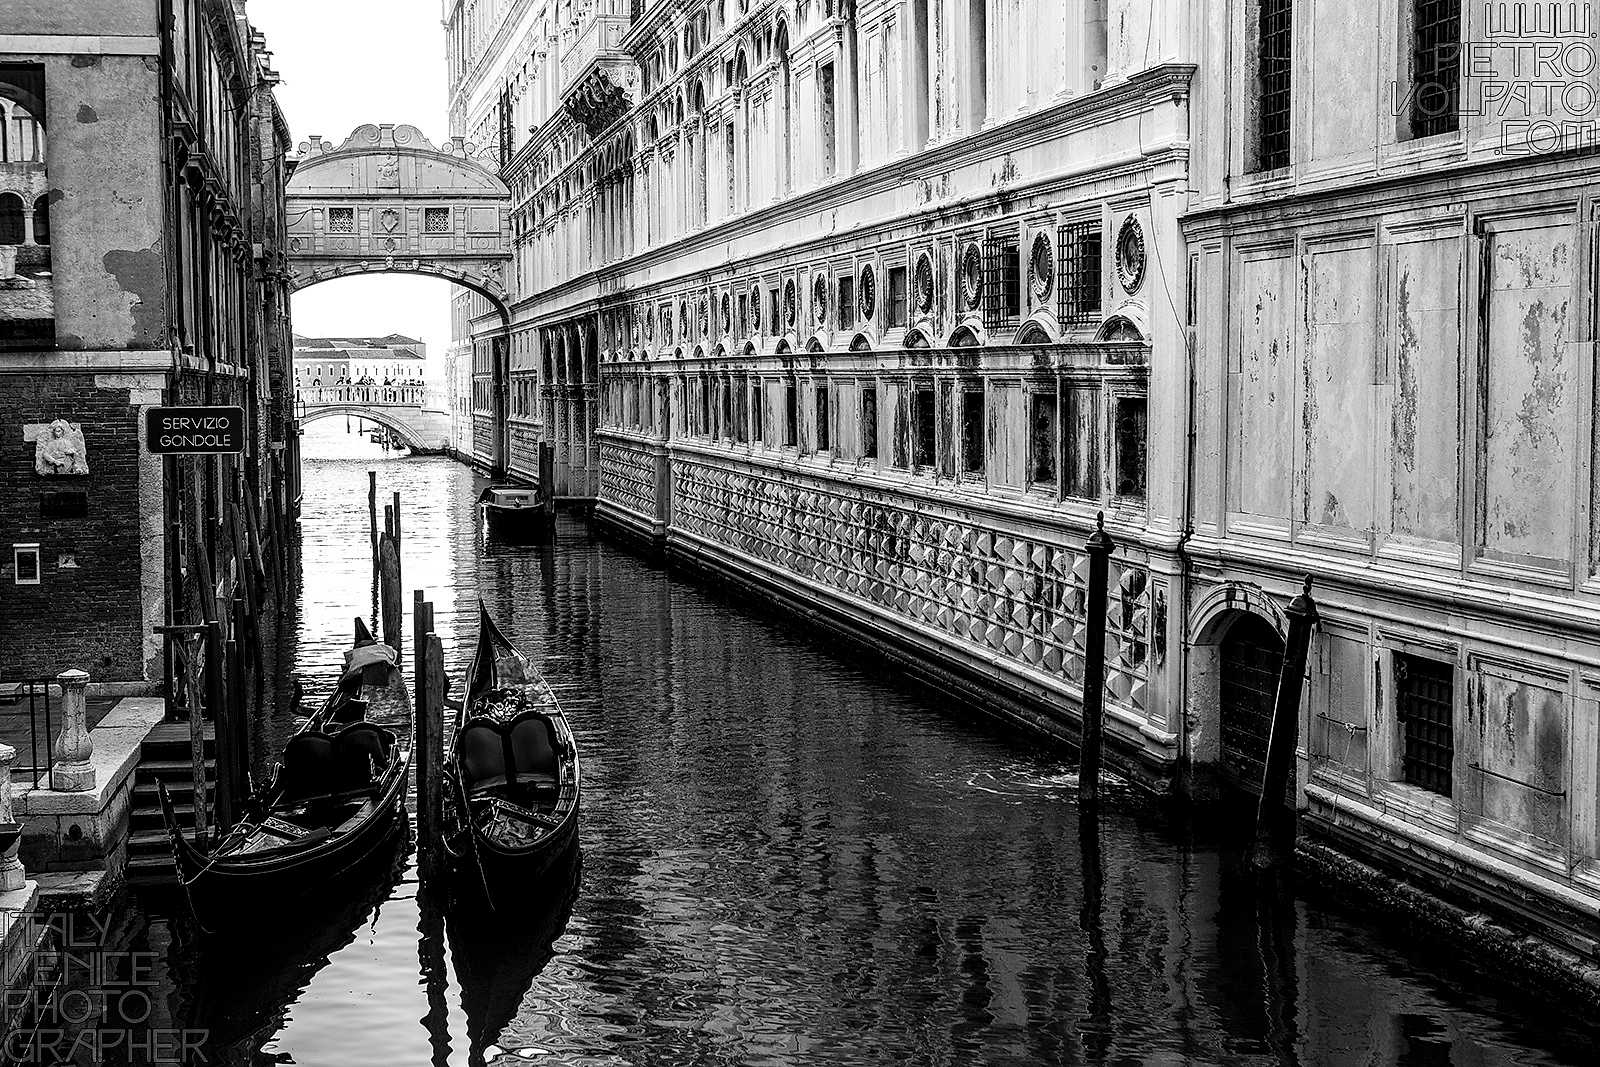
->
443, 605, 581, 905
444, 783, 579, 897
164, 753, 410, 930
481, 500, 552, 542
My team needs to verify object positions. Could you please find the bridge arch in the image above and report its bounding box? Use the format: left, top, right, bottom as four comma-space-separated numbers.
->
296, 404, 443, 453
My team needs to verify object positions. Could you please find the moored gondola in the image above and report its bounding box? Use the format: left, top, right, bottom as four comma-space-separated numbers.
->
159, 620, 411, 931
478, 484, 553, 542
442, 604, 579, 900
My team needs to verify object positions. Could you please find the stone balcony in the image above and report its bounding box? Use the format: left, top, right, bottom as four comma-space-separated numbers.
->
559, 6, 635, 137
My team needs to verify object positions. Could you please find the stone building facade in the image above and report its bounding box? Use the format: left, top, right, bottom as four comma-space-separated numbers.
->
447, 0, 1600, 959
448, 0, 1190, 775
0, 0, 296, 683
1183, 0, 1600, 957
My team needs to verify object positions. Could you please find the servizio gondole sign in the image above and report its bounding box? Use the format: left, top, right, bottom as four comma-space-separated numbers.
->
145, 406, 246, 455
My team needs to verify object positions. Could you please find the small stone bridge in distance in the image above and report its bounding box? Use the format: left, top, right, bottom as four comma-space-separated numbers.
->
294, 384, 452, 453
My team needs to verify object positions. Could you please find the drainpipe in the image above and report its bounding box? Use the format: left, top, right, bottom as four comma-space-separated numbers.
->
1175, 325, 1198, 788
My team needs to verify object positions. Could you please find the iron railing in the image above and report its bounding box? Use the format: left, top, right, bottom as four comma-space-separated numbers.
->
0, 679, 55, 781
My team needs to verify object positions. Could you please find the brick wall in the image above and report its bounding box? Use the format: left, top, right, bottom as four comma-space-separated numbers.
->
0, 374, 147, 680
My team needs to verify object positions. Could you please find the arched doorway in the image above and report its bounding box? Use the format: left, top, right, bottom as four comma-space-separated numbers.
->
1218, 613, 1284, 793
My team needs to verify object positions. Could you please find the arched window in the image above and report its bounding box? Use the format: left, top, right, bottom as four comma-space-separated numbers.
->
775, 21, 792, 195
0, 193, 23, 244
32, 195, 48, 245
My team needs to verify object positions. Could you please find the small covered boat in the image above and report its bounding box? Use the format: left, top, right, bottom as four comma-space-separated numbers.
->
478, 484, 552, 542
160, 621, 411, 930
443, 605, 579, 898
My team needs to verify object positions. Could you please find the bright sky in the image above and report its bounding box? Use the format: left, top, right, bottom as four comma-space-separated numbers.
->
250, 0, 455, 379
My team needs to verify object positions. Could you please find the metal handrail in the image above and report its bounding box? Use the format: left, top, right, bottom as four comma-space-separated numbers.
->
0, 678, 55, 779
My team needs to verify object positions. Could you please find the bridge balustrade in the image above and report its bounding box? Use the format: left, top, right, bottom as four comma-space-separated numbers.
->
294, 385, 426, 408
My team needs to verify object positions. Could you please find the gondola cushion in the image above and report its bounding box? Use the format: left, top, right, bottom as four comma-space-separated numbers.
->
507, 713, 559, 790
460, 721, 510, 793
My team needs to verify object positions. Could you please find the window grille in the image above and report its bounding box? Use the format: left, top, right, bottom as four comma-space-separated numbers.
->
1256, 0, 1292, 171
961, 388, 985, 474
1114, 397, 1147, 499
328, 207, 354, 233
1411, 0, 1460, 138
783, 379, 798, 446
860, 386, 878, 460
815, 385, 831, 451
912, 387, 936, 468
983, 236, 1022, 329
1397, 653, 1454, 796
424, 207, 450, 233
1058, 221, 1103, 325
886, 266, 908, 328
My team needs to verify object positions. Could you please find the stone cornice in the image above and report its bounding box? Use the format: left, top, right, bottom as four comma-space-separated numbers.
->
511, 63, 1196, 321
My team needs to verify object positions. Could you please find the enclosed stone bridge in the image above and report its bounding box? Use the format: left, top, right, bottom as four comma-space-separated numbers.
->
294, 384, 452, 453
285, 123, 512, 310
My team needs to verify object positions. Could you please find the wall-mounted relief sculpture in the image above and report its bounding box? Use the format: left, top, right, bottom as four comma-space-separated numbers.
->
26, 419, 89, 476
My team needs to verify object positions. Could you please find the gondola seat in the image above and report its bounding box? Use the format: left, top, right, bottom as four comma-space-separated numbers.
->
460, 721, 511, 793
507, 713, 560, 793
334, 722, 394, 785
280, 732, 339, 803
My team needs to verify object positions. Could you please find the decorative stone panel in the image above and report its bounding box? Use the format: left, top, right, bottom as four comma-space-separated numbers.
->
671, 459, 1151, 716
599, 440, 659, 521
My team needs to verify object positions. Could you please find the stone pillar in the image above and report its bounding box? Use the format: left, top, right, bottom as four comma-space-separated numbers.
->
51, 669, 95, 792
0, 743, 25, 892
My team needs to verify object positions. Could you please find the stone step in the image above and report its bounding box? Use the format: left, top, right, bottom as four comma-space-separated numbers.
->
123, 853, 179, 887
133, 758, 218, 783
129, 801, 197, 834
132, 771, 214, 806
138, 724, 217, 764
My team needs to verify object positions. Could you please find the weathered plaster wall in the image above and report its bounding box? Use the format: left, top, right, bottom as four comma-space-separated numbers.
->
34, 53, 166, 351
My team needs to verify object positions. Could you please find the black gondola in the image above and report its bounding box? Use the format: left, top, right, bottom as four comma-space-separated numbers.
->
478, 484, 553, 542
159, 620, 411, 930
442, 605, 579, 898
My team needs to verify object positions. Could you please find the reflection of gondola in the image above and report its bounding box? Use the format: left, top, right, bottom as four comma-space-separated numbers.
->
160, 621, 411, 931
166, 824, 408, 1066
444, 842, 581, 1065
442, 605, 579, 898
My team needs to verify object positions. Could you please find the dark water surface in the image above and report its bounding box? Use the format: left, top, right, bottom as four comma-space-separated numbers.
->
71, 438, 1600, 1065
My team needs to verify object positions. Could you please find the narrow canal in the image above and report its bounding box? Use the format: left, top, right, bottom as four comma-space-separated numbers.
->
79, 431, 1600, 1065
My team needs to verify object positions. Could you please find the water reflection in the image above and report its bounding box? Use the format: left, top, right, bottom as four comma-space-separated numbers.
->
58, 436, 1600, 1065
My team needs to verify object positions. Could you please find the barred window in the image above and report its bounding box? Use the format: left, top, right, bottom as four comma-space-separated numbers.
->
328, 207, 354, 233
860, 386, 878, 461
424, 207, 451, 233
983, 236, 1022, 329
816, 385, 831, 451
1410, 0, 1461, 138
1396, 652, 1454, 797
912, 387, 936, 468
1114, 397, 1147, 499
1255, 0, 1292, 172
886, 265, 908, 328
961, 388, 985, 474
1058, 221, 1103, 325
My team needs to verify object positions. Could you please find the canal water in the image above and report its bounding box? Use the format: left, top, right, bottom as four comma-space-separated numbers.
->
61, 427, 1600, 1065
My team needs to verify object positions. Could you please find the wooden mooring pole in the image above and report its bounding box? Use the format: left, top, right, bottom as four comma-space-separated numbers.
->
539, 441, 555, 520
378, 528, 402, 657
1252, 576, 1319, 871
412, 591, 445, 881
156, 627, 211, 845
1078, 513, 1115, 805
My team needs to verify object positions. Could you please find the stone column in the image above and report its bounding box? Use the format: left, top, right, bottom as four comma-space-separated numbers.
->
51, 669, 95, 792
0, 743, 24, 891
